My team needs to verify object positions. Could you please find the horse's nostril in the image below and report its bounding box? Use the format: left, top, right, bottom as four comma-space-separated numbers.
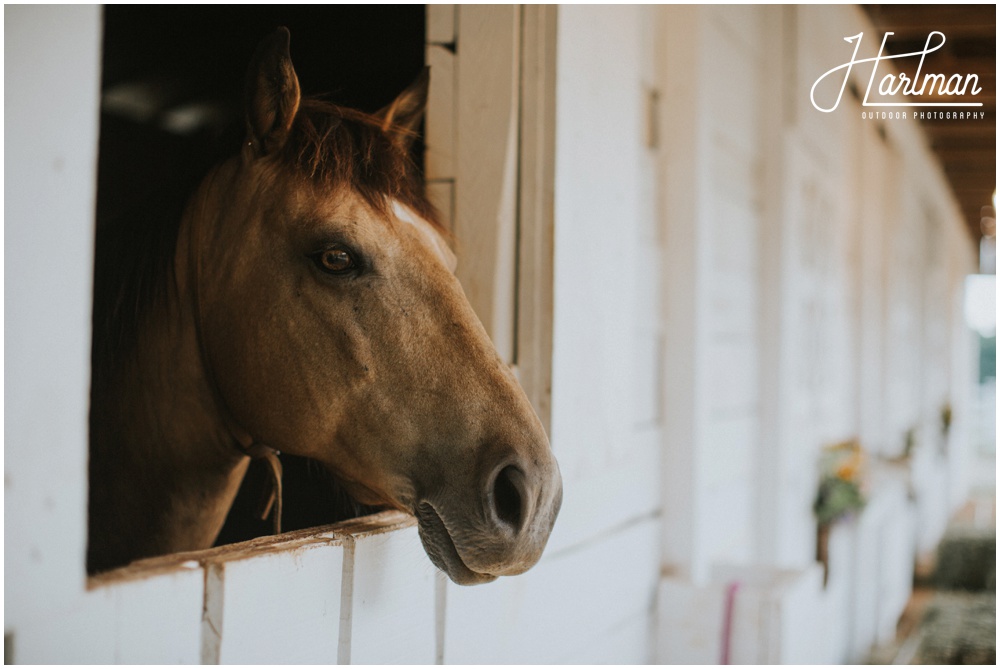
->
492, 465, 524, 531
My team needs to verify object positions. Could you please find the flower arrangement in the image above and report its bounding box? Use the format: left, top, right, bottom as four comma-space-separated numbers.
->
813, 439, 867, 526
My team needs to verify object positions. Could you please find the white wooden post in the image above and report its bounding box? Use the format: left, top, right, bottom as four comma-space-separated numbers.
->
5, 5, 102, 660
754, 4, 792, 567
514, 4, 558, 432
425, 4, 456, 233
655, 4, 715, 583
857, 119, 891, 453
452, 5, 521, 365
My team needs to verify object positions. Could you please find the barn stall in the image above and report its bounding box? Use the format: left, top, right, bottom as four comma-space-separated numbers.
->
6, 5, 984, 664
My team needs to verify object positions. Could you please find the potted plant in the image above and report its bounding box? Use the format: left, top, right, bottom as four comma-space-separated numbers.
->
814, 439, 867, 584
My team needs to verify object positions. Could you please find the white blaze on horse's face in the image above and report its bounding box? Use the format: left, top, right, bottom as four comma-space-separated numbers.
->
392, 200, 457, 273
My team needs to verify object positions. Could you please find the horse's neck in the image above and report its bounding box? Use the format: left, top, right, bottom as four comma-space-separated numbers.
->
88, 217, 247, 574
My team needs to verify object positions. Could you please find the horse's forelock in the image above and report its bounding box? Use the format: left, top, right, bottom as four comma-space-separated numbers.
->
282, 99, 445, 237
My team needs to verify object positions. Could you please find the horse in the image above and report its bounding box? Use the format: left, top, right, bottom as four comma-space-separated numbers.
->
87, 27, 562, 586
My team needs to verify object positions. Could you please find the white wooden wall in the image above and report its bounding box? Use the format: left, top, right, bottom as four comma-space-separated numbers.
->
658, 1, 975, 577
12, 511, 441, 663
655, 4, 977, 664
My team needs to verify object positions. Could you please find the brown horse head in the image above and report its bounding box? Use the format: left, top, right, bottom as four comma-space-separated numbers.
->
178, 28, 561, 584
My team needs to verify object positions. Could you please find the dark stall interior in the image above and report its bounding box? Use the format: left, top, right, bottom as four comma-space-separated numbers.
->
93, 6, 426, 547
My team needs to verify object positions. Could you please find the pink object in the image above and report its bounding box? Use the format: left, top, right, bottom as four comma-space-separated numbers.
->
720, 581, 742, 664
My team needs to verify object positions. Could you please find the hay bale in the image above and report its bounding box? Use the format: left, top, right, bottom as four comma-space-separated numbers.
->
932, 529, 995, 592
917, 592, 996, 664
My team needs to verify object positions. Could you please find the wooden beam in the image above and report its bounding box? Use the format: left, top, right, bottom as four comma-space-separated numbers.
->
945, 174, 997, 191
952, 187, 998, 199
930, 134, 997, 153
865, 5, 995, 31
936, 146, 997, 161
919, 123, 996, 140
874, 25, 996, 41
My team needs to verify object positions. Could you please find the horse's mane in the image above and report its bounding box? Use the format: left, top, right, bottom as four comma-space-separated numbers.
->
91, 98, 443, 382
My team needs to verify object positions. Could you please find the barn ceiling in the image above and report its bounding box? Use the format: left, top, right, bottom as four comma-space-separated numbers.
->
864, 4, 996, 248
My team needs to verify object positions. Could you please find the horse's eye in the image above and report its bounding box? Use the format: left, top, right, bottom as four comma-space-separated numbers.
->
314, 247, 356, 275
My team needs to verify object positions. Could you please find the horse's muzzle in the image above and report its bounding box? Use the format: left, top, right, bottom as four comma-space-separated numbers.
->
415, 454, 563, 585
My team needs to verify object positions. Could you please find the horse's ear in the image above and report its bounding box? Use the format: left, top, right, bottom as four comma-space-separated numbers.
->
377, 68, 429, 150
245, 27, 301, 156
